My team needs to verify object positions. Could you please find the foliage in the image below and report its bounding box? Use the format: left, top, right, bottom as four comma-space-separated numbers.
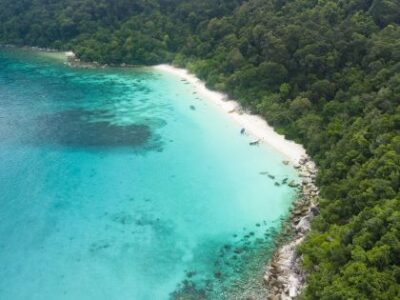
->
1, 0, 400, 298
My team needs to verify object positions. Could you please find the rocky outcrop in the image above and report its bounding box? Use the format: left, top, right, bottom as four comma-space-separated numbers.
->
264, 155, 319, 299
65, 52, 105, 68
65, 51, 138, 69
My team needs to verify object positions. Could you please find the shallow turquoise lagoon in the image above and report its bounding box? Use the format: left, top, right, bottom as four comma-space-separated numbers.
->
0, 48, 298, 299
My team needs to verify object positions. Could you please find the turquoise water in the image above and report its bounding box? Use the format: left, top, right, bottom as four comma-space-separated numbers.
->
0, 48, 298, 299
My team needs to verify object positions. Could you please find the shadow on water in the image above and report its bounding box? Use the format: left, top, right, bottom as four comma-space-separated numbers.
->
1, 109, 163, 152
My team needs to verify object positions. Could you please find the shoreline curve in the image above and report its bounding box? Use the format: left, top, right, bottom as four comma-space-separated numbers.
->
153, 64, 307, 165
153, 64, 319, 300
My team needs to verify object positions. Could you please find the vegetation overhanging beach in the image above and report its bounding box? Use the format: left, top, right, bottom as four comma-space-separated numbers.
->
65, 49, 319, 298
1, 0, 400, 298
154, 63, 319, 299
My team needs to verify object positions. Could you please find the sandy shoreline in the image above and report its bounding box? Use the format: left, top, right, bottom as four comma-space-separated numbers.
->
61, 51, 315, 299
61, 54, 315, 298
153, 64, 307, 164
154, 64, 318, 300
59, 53, 306, 163
1, 47, 314, 299
62, 53, 316, 300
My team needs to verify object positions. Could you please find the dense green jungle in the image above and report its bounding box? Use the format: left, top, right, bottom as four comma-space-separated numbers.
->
1, 0, 400, 298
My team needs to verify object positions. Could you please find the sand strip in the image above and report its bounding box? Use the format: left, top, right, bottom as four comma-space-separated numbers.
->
153, 64, 306, 164
154, 64, 318, 300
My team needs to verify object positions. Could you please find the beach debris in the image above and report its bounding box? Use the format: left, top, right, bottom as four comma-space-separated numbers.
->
240, 128, 246, 135
249, 139, 260, 146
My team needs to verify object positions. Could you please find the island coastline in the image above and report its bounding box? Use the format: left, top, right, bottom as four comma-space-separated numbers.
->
153, 64, 319, 300
59, 51, 318, 299
153, 64, 306, 165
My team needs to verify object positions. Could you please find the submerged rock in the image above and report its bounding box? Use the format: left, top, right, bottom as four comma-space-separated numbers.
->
186, 271, 197, 278
264, 154, 319, 300
288, 180, 299, 188
234, 248, 242, 254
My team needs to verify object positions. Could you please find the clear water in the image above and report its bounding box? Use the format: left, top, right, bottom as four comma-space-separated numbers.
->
0, 48, 298, 299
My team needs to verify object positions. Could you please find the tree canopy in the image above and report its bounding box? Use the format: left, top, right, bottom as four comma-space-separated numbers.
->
1, 0, 399, 298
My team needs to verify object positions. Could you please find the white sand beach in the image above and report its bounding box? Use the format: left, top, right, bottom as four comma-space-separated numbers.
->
153, 64, 307, 164
154, 64, 316, 300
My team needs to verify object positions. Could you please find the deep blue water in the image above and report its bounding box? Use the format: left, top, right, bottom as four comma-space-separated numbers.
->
0, 48, 298, 299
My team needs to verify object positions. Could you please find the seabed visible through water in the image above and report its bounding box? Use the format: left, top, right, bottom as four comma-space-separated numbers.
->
0, 48, 299, 299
